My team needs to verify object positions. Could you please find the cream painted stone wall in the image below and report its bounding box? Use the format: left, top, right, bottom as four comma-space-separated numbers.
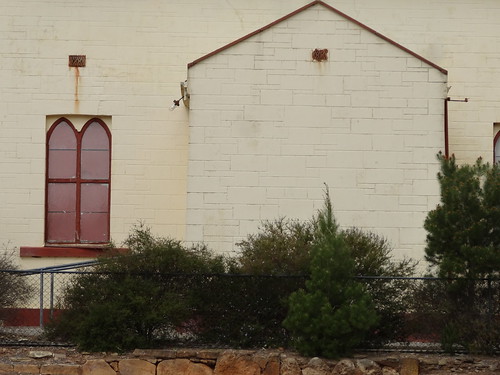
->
0, 0, 499, 267
186, 4, 447, 259
0, 0, 308, 268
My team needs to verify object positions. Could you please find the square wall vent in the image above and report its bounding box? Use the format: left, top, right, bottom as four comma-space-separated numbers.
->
69, 55, 86, 67
312, 49, 328, 62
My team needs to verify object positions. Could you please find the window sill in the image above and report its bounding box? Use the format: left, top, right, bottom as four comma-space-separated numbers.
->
20, 246, 127, 258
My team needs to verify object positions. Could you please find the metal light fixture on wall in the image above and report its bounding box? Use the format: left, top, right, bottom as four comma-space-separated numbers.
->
169, 81, 190, 111
169, 96, 184, 111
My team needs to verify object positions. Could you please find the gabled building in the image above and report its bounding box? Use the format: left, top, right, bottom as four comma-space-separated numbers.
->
185, 1, 447, 257
0, 0, 499, 269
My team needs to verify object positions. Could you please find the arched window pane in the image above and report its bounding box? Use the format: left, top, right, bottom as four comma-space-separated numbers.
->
82, 121, 110, 150
49, 121, 77, 149
81, 121, 110, 180
48, 121, 77, 179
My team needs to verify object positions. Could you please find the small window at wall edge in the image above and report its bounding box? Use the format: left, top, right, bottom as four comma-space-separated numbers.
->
494, 126, 500, 164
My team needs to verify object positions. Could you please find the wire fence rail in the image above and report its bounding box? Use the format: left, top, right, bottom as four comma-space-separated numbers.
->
0, 265, 498, 352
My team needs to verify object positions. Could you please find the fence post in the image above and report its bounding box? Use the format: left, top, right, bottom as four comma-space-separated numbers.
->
50, 273, 55, 320
39, 272, 44, 328
486, 278, 492, 330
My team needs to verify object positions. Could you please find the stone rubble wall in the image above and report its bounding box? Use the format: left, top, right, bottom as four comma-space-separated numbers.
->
0, 348, 498, 375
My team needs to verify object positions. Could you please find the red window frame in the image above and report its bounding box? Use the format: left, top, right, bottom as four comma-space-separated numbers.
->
45, 117, 111, 245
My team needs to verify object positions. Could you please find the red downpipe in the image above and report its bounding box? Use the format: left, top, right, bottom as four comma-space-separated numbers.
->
444, 98, 450, 158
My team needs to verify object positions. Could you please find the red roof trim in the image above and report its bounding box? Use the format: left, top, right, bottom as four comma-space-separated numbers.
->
187, 0, 448, 75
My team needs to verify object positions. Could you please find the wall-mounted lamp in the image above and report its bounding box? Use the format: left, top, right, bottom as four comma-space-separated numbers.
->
169, 96, 184, 111
169, 81, 190, 111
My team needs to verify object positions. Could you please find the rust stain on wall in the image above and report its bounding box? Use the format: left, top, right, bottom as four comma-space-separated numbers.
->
73, 67, 80, 113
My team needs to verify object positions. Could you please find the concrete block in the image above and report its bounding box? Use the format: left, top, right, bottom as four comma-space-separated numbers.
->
237, 138, 281, 155
187, 176, 222, 193
412, 179, 439, 196
379, 98, 407, 108
357, 168, 405, 184
268, 156, 306, 176
327, 151, 364, 168
261, 89, 293, 105
326, 94, 351, 107
244, 105, 284, 121
226, 54, 255, 69
429, 68, 448, 83
372, 107, 404, 119
374, 57, 407, 71
372, 135, 405, 151
331, 106, 372, 120
402, 71, 429, 82
292, 93, 326, 106
234, 69, 267, 84
227, 186, 266, 204
283, 105, 333, 127
233, 204, 261, 220
230, 155, 268, 172
363, 150, 412, 169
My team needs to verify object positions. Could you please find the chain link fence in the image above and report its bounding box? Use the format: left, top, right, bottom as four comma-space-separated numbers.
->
0, 262, 96, 344
0, 267, 498, 352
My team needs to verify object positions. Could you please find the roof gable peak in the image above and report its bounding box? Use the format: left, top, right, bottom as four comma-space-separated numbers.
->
188, 0, 447, 75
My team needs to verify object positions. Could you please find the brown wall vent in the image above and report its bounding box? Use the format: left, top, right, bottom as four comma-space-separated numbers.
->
69, 55, 86, 67
312, 49, 328, 62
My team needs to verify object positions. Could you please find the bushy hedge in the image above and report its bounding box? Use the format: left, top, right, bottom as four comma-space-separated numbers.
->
47, 225, 230, 351
48, 190, 421, 354
237, 211, 417, 346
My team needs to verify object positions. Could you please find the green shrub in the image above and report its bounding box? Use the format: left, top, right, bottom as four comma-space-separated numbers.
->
410, 277, 499, 354
283, 190, 378, 358
237, 218, 314, 275
343, 228, 417, 345
47, 224, 228, 351
192, 273, 305, 348
423, 154, 500, 353
425, 154, 500, 279
236, 205, 417, 346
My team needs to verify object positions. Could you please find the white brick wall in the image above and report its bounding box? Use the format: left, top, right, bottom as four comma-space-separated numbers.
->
1, 0, 500, 268
186, 4, 447, 260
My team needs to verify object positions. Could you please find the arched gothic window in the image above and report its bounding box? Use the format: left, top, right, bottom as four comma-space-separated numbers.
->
46, 118, 111, 244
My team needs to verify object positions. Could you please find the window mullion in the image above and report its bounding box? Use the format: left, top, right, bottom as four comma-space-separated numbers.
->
76, 132, 82, 243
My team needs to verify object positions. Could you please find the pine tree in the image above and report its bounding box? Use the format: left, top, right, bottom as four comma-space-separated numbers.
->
423, 153, 500, 353
424, 153, 500, 279
283, 189, 378, 358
